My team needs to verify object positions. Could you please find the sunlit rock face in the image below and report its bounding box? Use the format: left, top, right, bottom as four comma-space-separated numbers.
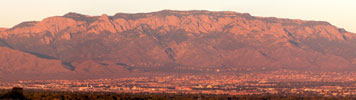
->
1, 10, 356, 80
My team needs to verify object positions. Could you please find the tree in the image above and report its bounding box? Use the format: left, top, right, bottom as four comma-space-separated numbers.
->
0, 87, 27, 100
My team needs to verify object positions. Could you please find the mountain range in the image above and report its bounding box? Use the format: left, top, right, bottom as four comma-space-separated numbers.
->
1, 10, 356, 80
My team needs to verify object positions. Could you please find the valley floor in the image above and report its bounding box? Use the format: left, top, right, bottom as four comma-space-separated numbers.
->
1, 70, 356, 98
1, 88, 356, 100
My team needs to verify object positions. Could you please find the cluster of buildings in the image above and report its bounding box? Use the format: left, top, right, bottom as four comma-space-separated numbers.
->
1, 70, 356, 96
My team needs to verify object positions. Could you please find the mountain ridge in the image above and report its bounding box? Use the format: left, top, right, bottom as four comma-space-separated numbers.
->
1, 10, 356, 80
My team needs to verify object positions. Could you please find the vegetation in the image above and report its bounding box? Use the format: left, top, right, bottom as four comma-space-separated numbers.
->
0, 87, 355, 100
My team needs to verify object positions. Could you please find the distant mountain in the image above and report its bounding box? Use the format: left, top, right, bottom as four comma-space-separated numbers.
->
1, 10, 356, 80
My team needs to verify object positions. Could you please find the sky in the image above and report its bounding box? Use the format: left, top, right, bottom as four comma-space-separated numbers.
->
0, 0, 355, 32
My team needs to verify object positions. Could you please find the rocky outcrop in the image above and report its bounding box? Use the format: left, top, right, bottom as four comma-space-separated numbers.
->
1, 10, 356, 80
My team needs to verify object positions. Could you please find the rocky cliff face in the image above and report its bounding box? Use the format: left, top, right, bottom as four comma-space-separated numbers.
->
1, 10, 356, 80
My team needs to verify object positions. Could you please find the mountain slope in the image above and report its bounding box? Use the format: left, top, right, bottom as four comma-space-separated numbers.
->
0, 28, 6, 32
0, 46, 73, 81
1, 10, 356, 80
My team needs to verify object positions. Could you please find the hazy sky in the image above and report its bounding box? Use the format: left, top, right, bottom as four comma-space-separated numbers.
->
1, 0, 355, 32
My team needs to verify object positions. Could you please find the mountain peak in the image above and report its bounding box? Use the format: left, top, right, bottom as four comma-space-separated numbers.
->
99, 14, 110, 20
63, 12, 98, 23
302, 21, 331, 26
64, 12, 87, 17
11, 21, 38, 29
152, 10, 252, 18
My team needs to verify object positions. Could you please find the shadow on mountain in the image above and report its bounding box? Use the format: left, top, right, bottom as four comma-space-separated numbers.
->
22, 51, 57, 60
116, 63, 134, 71
62, 62, 75, 71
